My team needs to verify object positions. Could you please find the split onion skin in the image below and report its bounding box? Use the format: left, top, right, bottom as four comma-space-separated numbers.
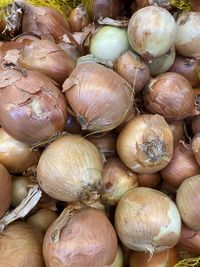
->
0, 164, 12, 218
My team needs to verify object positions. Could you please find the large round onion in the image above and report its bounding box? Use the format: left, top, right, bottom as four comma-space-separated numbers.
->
63, 63, 134, 132
37, 135, 103, 202
43, 207, 118, 267
117, 114, 173, 173
115, 187, 181, 253
127, 6, 176, 60
0, 222, 45, 266
0, 164, 12, 218
0, 69, 67, 144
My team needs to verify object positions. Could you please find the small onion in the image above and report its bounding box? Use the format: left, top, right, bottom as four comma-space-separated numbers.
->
117, 114, 173, 173
100, 158, 138, 206
115, 187, 181, 253
0, 128, 40, 173
109, 246, 124, 267
0, 222, 45, 266
144, 72, 196, 120
175, 12, 200, 58
68, 4, 89, 32
127, 6, 176, 60
161, 142, 200, 188
0, 164, 12, 218
137, 172, 161, 188
192, 134, 200, 165
129, 247, 180, 267
90, 26, 130, 61
43, 207, 118, 267
11, 176, 29, 208
192, 115, 200, 135
37, 135, 103, 202
176, 175, 200, 231
115, 51, 150, 93
0, 69, 67, 144
136, 0, 172, 10
63, 63, 134, 132
168, 120, 185, 147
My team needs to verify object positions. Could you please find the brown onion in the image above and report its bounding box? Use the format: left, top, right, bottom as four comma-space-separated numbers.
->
63, 63, 134, 132
115, 51, 150, 94
14, 33, 41, 43
100, 158, 138, 206
144, 72, 196, 120
169, 55, 200, 87
43, 207, 118, 267
136, 0, 172, 10
0, 69, 67, 144
176, 175, 200, 231
168, 120, 185, 147
137, 172, 161, 188
192, 134, 200, 165
115, 187, 181, 253
0, 164, 12, 218
37, 135, 103, 202
117, 114, 173, 173
161, 142, 200, 188
0, 222, 45, 266
68, 4, 89, 32
58, 40, 81, 62
11, 176, 29, 207
0, 128, 40, 173
129, 247, 180, 267
64, 113, 82, 134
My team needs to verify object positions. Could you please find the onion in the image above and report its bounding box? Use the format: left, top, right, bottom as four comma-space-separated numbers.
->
11, 176, 29, 208
161, 142, 200, 188
137, 172, 161, 188
115, 187, 181, 253
192, 116, 200, 135
0, 221, 45, 266
168, 120, 185, 147
68, 4, 89, 32
43, 207, 118, 267
37, 135, 103, 202
90, 26, 130, 61
136, 0, 172, 10
117, 114, 173, 173
144, 72, 196, 120
129, 247, 180, 267
64, 113, 82, 134
0, 68, 67, 144
109, 246, 124, 267
18, 39, 75, 84
115, 51, 150, 93
160, 181, 176, 200
147, 45, 176, 76
27, 209, 58, 233
0, 164, 12, 218
192, 134, 200, 165
63, 63, 134, 132
100, 158, 138, 206
58, 40, 81, 61
127, 6, 176, 60
175, 12, 200, 58
0, 128, 40, 173
176, 174, 200, 231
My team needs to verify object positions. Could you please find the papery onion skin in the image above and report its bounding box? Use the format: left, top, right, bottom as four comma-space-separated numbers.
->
37, 135, 103, 202
0, 222, 45, 267
0, 69, 67, 144
63, 63, 134, 132
115, 51, 150, 93
192, 134, 200, 165
115, 187, 181, 253
11, 176, 29, 208
127, 6, 176, 60
168, 120, 185, 147
0, 164, 12, 218
137, 172, 161, 188
117, 114, 173, 173
43, 207, 118, 267
144, 72, 196, 120
176, 175, 200, 231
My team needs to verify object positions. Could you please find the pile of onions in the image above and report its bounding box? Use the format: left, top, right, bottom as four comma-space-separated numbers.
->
11, 176, 29, 207
144, 72, 197, 120
0, 222, 45, 266
37, 135, 103, 202
176, 175, 200, 231
0, 68, 67, 144
100, 158, 138, 206
63, 63, 134, 132
137, 172, 161, 188
115, 187, 181, 253
127, 6, 176, 60
0, 164, 12, 218
43, 207, 118, 267
117, 114, 173, 173
161, 142, 200, 188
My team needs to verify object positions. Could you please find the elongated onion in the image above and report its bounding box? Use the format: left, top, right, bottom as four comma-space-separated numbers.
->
117, 114, 173, 173
137, 172, 161, 188
63, 63, 134, 132
43, 207, 118, 267
37, 135, 103, 202
0, 164, 12, 218
115, 187, 181, 253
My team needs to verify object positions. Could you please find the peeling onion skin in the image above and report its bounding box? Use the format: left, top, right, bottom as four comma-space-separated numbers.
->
0, 222, 45, 267
117, 114, 173, 173
0, 164, 12, 218
144, 72, 196, 120
43, 208, 118, 267
115, 187, 181, 254
0, 69, 67, 144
